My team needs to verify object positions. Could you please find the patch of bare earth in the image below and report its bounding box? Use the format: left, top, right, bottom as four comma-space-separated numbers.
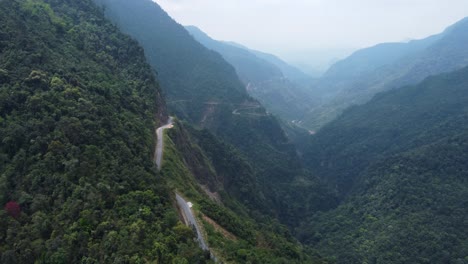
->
200, 185, 223, 204
200, 103, 216, 127
202, 215, 237, 241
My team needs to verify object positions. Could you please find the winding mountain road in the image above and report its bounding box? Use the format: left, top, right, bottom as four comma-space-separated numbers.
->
154, 117, 173, 170
232, 105, 263, 116
176, 194, 209, 251
155, 118, 216, 261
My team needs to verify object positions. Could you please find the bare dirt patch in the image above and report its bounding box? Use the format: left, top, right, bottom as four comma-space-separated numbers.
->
202, 215, 237, 241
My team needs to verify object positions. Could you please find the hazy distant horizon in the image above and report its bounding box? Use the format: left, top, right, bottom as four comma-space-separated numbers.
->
153, 0, 468, 75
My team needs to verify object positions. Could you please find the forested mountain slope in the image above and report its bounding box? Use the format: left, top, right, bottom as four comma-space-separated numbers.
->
94, 0, 248, 123
222, 40, 312, 82
0, 0, 330, 262
304, 65, 468, 194
184, 26, 283, 84
3, 0, 465, 263
186, 26, 311, 84
299, 66, 468, 263
306, 17, 468, 130
0, 0, 207, 262
185, 25, 316, 124
320, 35, 441, 86
246, 47, 312, 84
161, 120, 328, 263
93, 0, 334, 227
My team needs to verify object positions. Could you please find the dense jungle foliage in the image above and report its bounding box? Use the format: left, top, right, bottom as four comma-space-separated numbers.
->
160, 120, 329, 263
0, 0, 329, 263
93, 0, 249, 123
300, 66, 468, 263
3, 0, 467, 263
0, 0, 209, 262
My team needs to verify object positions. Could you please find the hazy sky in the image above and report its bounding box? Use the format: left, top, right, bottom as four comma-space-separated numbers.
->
153, 0, 468, 71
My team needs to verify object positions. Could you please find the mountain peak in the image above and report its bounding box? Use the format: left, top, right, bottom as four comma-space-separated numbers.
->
440, 16, 468, 35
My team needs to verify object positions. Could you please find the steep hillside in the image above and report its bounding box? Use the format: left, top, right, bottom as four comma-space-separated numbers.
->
320, 35, 440, 85
185, 26, 283, 84
247, 48, 312, 83
0, 0, 207, 262
299, 66, 468, 262
94, 0, 248, 123
302, 136, 468, 263
245, 78, 316, 122
304, 65, 468, 193
0, 0, 332, 262
92, 0, 331, 227
185, 25, 316, 122
160, 120, 329, 263
306, 17, 468, 130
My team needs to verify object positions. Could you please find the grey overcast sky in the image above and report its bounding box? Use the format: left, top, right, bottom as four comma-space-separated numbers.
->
153, 0, 468, 72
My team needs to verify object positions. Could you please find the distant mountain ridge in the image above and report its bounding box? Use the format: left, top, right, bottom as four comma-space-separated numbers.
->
322, 35, 441, 82
184, 25, 284, 84
186, 26, 311, 83
306, 16, 468, 130
224, 40, 312, 83
185, 25, 317, 122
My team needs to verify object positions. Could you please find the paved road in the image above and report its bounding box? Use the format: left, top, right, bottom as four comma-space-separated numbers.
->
232, 105, 269, 117
154, 117, 173, 170
153, 119, 216, 259
176, 193, 209, 251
